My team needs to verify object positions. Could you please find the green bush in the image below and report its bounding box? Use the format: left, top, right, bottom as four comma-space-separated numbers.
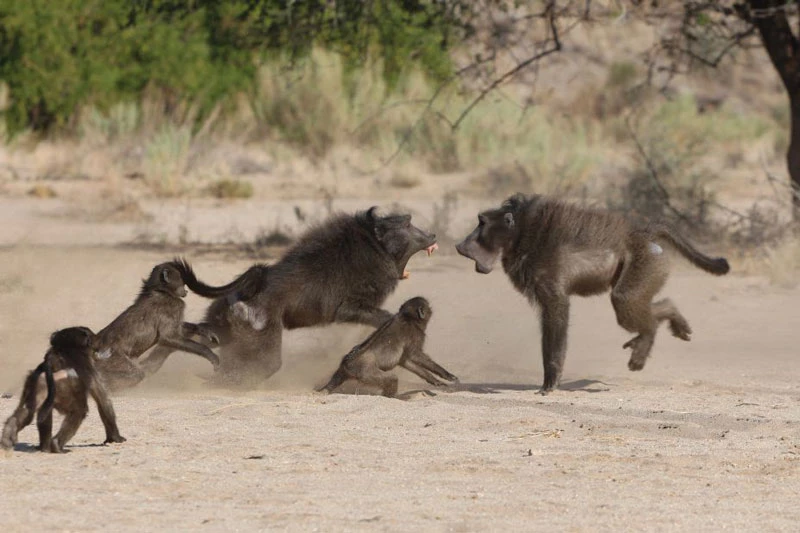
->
0, 0, 455, 136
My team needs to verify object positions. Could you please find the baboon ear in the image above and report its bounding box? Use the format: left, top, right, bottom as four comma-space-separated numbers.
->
366, 206, 379, 224
503, 193, 526, 210
417, 306, 426, 320
161, 268, 171, 284
504, 212, 515, 228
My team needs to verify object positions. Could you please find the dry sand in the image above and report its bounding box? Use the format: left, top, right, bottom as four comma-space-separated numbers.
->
1, 242, 799, 531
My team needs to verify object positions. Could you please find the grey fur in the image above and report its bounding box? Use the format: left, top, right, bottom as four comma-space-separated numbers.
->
173, 207, 438, 388
93, 262, 220, 391
318, 297, 458, 397
1, 327, 125, 453
456, 193, 729, 393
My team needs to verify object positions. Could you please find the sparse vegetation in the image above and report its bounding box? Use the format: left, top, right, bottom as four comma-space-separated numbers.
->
206, 179, 254, 200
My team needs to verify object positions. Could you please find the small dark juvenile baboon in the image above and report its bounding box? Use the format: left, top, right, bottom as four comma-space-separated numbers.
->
94, 261, 220, 391
455, 193, 730, 394
172, 207, 438, 387
317, 297, 458, 397
1, 327, 126, 453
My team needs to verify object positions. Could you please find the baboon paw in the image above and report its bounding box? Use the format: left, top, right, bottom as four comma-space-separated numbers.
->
622, 336, 640, 350
48, 442, 65, 454
627, 358, 646, 371
105, 435, 127, 444
669, 322, 692, 342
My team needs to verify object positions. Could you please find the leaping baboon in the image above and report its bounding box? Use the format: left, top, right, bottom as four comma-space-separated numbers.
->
1, 327, 126, 453
94, 261, 220, 391
455, 193, 730, 394
318, 297, 458, 397
172, 207, 438, 388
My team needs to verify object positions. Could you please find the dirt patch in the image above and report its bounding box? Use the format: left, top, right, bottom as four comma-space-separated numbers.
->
1, 247, 799, 530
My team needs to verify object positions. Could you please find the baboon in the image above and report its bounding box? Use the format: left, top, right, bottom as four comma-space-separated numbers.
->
318, 297, 458, 397
173, 207, 438, 387
94, 261, 220, 391
455, 193, 730, 393
1, 327, 126, 453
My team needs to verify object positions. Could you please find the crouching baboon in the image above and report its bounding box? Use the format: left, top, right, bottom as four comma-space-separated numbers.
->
172, 207, 438, 388
1, 327, 126, 453
456, 193, 730, 394
318, 297, 458, 397
94, 261, 220, 391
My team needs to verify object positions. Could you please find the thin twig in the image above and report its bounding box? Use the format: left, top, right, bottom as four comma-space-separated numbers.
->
451, 1, 563, 130
624, 117, 695, 226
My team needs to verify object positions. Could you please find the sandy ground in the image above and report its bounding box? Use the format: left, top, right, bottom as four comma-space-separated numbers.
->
0, 241, 798, 532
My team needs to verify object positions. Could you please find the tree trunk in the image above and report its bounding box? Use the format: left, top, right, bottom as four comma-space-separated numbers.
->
748, 0, 800, 219
789, 98, 800, 219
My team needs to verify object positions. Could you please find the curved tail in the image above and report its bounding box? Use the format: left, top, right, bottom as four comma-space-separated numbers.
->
170, 258, 268, 300
650, 224, 730, 275
40, 362, 56, 413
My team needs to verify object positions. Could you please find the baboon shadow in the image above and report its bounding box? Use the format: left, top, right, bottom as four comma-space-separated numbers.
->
454, 379, 612, 394
12, 442, 108, 453
396, 389, 439, 400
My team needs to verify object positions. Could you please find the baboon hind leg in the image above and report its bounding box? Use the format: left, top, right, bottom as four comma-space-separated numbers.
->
51, 400, 89, 453
215, 321, 283, 388
359, 368, 399, 398
652, 298, 692, 341
1, 390, 37, 449
611, 240, 670, 371
138, 346, 176, 376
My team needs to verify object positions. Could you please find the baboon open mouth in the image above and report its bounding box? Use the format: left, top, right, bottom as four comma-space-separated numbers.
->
402, 243, 438, 279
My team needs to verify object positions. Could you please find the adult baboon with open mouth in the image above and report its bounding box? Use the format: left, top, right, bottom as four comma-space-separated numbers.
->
177, 207, 438, 387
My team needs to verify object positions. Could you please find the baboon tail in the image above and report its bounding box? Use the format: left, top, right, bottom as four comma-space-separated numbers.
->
171, 258, 268, 300
650, 224, 730, 275
37, 362, 56, 416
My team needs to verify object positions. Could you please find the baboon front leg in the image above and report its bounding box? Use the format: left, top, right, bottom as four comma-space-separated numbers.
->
334, 303, 393, 329
536, 288, 570, 394
317, 366, 349, 393
403, 351, 459, 383
158, 337, 220, 369
89, 380, 126, 445
400, 359, 450, 387
181, 322, 220, 345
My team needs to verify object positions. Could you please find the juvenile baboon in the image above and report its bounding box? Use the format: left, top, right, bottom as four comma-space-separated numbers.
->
318, 297, 458, 397
173, 207, 438, 387
1, 327, 126, 453
455, 193, 730, 393
94, 261, 220, 391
